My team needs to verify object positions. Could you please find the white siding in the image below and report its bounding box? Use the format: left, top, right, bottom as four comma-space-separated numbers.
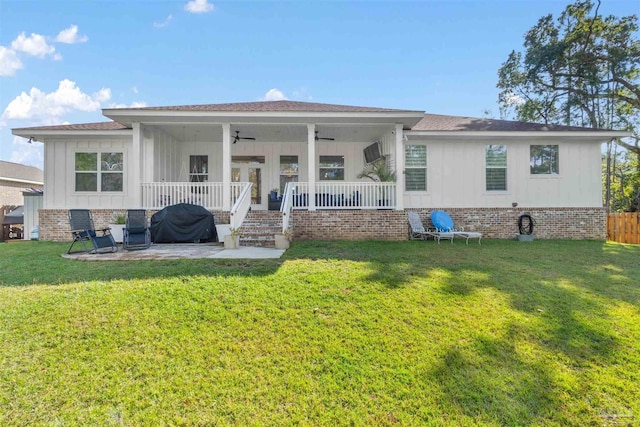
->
44, 137, 133, 209
403, 137, 603, 208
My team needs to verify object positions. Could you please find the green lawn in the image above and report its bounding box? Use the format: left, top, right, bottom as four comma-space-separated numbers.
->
1, 240, 638, 426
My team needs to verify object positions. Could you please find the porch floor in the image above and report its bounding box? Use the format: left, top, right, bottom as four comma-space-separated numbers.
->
62, 243, 285, 261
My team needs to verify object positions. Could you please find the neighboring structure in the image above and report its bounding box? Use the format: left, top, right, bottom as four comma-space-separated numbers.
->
0, 160, 43, 206
0, 160, 44, 240
12, 100, 628, 242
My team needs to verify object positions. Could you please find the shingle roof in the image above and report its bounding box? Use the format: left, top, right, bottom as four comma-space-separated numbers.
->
12, 121, 129, 131
411, 114, 605, 132
114, 100, 420, 113
0, 160, 44, 183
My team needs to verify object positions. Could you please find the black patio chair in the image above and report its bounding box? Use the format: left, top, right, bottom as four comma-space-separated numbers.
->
123, 209, 151, 250
67, 209, 117, 254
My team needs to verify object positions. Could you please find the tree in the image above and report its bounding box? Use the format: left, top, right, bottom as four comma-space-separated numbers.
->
498, 0, 640, 211
497, 0, 639, 151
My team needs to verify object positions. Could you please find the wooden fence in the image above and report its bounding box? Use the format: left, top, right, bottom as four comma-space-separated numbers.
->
607, 212, 640, 244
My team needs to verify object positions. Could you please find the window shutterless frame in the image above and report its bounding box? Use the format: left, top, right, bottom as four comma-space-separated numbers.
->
405, 144, 427, 191
74, 151, 124, 192
486, 145, 507, 191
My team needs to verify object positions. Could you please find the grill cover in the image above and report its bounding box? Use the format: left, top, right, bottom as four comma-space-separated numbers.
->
150, 203, 217, 243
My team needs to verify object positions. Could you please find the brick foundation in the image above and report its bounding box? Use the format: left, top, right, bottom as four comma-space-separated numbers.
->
292, 210, 408, 241
38, 207, 605, 242
291, 207, 606, 241
407, 207, 606, 240
39, 209, 231, 242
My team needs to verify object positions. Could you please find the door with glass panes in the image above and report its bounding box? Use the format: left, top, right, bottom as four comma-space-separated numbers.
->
231, 156, 265, 210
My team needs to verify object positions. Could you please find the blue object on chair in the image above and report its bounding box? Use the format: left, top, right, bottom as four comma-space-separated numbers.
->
431, 210, 455, 231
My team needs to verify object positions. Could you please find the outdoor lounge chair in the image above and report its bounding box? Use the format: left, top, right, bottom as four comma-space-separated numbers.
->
67, 209, 118, 254
407, 211, 440, 242
430, 210, 482, 245
123, 209, 151, 250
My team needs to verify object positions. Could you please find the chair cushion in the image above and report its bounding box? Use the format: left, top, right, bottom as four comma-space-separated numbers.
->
431, 211, 455, 232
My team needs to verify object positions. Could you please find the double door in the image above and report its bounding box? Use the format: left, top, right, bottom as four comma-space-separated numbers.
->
232, 157, 265, 210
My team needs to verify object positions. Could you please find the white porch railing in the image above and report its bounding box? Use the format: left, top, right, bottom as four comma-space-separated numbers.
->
230, 182, 252, 230
281, 181, 295, 233
289, 182, 396, 209
142, 182, 248, 210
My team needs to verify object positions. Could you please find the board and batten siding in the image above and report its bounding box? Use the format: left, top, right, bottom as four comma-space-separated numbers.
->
403, 138, 603, 209
44, 138, 134, 209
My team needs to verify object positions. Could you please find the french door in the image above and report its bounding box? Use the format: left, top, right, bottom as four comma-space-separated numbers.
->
232, 156, 265, 210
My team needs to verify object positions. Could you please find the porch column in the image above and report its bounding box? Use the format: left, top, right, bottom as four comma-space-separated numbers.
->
394, 123, 404, 210
307, 124, 316, 211
222, 123, 231, 211
132, 122, 142, 206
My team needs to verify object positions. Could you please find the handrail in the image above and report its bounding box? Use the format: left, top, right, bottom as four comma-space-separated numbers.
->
141, 182, 224, 210
280, 182, 294, 233
229, 182, 252, 230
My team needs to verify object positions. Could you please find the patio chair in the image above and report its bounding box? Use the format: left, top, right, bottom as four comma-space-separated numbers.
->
430, 210, 482, 245
123, 209, 151, 250
408, 211, 441, 241
67, 209, 118, 254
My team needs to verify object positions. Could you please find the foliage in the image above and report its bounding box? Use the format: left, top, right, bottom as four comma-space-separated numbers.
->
498, 0, 640, 212
109, 212, 126, 225
1, 240, 639, 425
357, 157, 396, 182
604, 147, 640, 211
497, 0, 640, 152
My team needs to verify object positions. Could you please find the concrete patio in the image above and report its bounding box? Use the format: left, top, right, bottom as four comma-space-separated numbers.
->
62, 243, 285, 261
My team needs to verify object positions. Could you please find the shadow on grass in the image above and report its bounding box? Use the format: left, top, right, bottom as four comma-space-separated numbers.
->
431, 331, 559, 425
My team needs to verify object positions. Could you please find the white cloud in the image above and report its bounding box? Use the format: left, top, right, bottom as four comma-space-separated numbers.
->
153, 14, 173, 28
185, 0, 214, 14
10, 135, 43, 168
11, 32, 56, 58
132, 86, 139, 94
55, 25, 88, 44
2, 79, 110, 122
0, 46, 23, 76
260, 88, 288, 101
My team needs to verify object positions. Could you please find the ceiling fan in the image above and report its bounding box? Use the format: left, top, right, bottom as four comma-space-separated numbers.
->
232, 130, 256, 144
315, 131, 335, 141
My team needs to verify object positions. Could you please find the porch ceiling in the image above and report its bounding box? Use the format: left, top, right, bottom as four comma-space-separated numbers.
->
155, 124, 393, 144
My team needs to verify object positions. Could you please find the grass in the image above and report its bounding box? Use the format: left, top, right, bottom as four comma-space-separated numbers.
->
0, 239, 639, 426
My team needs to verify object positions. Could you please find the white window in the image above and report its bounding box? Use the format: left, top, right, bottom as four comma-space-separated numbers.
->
486, 145, 507, 191
189, 155, 208, 182
405, 145, 427, 191
530, 145, 559, 174
75, 152, 123, 192
319, 155, 344, 181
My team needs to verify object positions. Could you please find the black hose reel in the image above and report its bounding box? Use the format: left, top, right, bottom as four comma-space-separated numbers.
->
518, 213, 534, 235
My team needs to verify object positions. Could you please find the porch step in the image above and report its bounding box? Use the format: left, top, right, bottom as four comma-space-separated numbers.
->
239, 210, 282, 247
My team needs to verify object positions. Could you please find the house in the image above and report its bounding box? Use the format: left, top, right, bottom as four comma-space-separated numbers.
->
0, 160, 44, 240
0, 160, 43, 207
12, 100, 628, 243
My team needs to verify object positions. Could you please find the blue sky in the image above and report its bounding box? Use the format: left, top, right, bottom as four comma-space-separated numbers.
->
1, 0, 638, 169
